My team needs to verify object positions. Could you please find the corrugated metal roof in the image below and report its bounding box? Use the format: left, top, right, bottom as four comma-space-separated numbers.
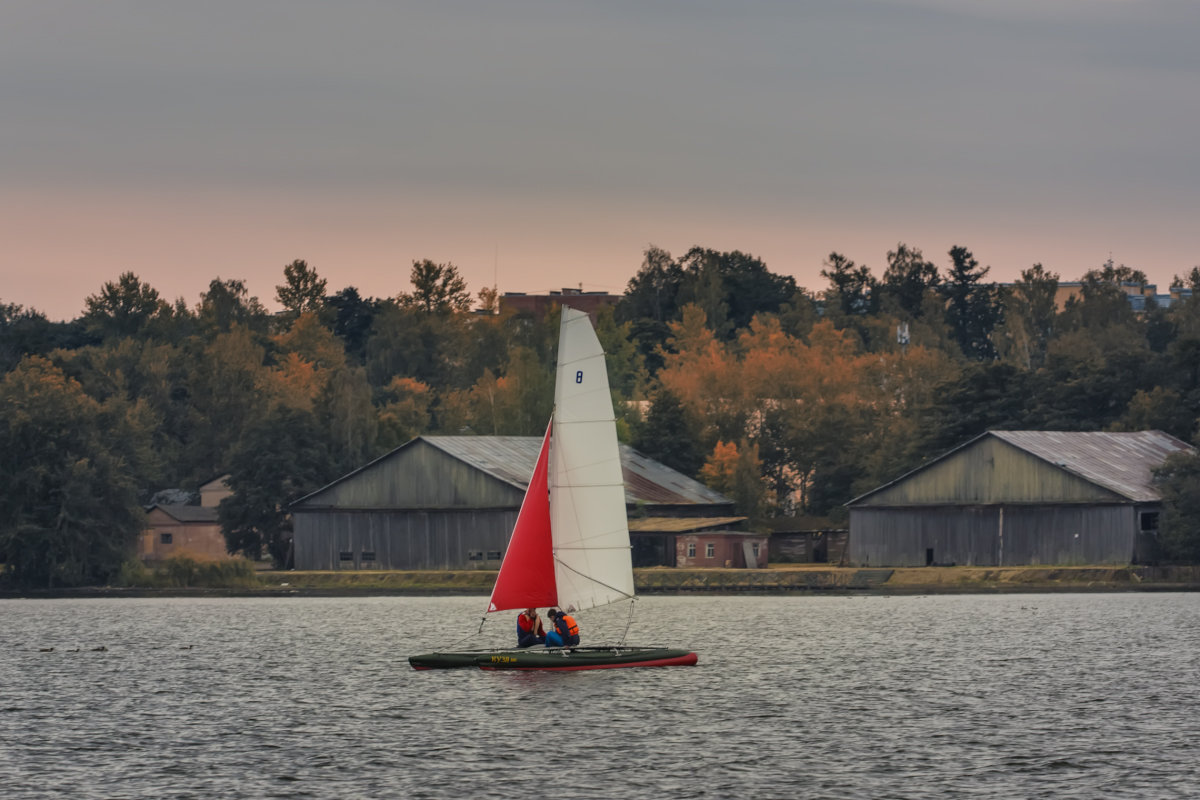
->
422, 435, 731, 506
849, 429, 1193, 506
628, 516, 746, 533
422, 435, 543, 490
990, 430, 1193, 502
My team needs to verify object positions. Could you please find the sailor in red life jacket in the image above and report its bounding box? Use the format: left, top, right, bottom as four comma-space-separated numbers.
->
544, 608, 580, 648
516, 608, 546, 648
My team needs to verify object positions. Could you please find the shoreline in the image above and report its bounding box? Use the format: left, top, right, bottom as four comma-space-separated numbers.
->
4, 565, 1200, 599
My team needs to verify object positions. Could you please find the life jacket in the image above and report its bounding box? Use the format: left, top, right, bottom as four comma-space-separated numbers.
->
517, 613, 542, 635
559, 614, 579, 638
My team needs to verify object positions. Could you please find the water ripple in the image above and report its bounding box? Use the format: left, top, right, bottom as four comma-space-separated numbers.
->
3, 594, 1200, 798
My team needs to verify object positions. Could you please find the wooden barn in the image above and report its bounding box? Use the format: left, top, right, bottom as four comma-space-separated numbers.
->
291, 436, 739, 570
846, 430, 1194, 567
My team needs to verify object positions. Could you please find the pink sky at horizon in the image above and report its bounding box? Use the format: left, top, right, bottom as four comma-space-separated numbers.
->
5, 187, 1194, 322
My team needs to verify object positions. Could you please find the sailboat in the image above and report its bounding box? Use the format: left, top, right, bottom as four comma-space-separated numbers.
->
409, 306, 698, 671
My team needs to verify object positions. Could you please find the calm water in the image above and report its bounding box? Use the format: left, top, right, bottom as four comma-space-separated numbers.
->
3, 593, 1200, 799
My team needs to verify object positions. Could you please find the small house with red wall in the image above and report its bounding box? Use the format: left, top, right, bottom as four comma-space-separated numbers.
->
674, 527, 769, 569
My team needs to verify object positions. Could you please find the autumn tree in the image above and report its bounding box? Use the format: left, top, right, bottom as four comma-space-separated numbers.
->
0, 357, 148, 586
699, 439, 769, 521
655, 305, 746, 444
452, 347, 554, 436
377, 377, 433, 450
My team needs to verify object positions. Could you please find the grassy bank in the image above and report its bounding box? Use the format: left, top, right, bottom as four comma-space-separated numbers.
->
7, 564, 1200, 598
247, 564, 1200, 595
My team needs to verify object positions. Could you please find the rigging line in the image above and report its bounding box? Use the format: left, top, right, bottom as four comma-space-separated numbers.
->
439, 617, 488, 651
554, 557, 634, 600
618, 597, 637, 647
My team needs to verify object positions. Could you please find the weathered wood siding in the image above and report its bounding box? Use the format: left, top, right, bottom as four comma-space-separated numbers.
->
293, 509, 520, 570
859, 438, 1126, 506
303, 441, 525, 509
848, 505, 1136, 566
769, 530, 848, 564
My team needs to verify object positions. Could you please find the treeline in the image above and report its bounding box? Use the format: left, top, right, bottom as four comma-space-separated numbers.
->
2, 245, 1200, 586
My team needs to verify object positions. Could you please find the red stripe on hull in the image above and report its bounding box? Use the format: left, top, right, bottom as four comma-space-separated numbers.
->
479, 652, 698, 671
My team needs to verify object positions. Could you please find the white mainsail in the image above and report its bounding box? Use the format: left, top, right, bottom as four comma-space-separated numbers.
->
549, 307, 635, 613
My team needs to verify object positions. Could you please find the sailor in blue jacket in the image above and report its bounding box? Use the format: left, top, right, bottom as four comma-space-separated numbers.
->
544, 608, 580, 647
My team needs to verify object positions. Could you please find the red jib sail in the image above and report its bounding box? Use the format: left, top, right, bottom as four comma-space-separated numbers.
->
486, 421, 557, 612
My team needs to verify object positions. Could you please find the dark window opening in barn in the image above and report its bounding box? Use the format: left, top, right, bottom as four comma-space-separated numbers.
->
925, 548, 934, 566
813, 538, 828, 564
487, 550, 502, 560
687, 543, 696, 558
752, 543, 760, 557
160, 533, 172, 545
706, 543, 715, 558
361, 551, 376, 562
468, 550, 484, 561
339, 551, 353, 562
1140, 512, 1160, 532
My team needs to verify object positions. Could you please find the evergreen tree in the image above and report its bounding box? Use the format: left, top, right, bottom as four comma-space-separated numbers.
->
632, 390, 704, 478
219, 406, 334, 566
880, 243, 939, 319
1155, 449, 1200, 562
325, 287, 379, 364
942, 246, 1001, 360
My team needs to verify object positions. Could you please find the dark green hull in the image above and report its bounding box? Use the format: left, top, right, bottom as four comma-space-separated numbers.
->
408, 650, 506, 670
410, 646, 698, 671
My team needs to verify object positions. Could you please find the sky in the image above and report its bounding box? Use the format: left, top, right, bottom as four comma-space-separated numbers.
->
3, 0, 1199, 321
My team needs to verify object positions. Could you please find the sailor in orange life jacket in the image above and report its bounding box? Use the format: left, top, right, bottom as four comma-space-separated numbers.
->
544, 608, 580, 648
516, 608, 546, 648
